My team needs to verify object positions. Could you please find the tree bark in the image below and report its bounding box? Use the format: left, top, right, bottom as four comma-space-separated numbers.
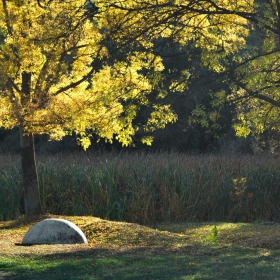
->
20, 72, 43, 217
20, 127, 43, 217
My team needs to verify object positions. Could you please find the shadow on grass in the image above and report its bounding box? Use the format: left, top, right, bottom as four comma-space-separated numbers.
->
2, 245, 280, 280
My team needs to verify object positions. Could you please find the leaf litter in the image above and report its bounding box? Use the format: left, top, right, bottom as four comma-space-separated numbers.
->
1, 215, 280, 259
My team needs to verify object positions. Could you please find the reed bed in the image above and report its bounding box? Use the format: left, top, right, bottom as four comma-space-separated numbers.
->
1, 151, 280, 224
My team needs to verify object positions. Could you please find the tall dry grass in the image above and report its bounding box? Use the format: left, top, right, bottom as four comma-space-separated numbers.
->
1, 151, 280, 223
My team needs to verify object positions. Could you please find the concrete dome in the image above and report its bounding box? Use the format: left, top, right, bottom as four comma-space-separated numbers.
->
21, 218, 88, 245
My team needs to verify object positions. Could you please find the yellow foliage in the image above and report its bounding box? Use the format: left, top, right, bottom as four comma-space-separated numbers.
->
0, 0, 173, 148
0, 0, 256, 149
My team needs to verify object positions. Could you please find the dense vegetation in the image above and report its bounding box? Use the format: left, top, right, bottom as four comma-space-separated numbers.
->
1, 151, 280, 223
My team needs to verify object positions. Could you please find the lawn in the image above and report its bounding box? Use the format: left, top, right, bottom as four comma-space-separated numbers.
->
1, 215, 280, 279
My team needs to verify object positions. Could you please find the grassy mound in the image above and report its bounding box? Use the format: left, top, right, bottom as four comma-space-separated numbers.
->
1, 215, 280, 279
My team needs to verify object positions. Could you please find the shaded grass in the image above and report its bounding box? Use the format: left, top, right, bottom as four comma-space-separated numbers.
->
1, 216, 280, 279
2, 248, 279, 280
1, 151, 280, 223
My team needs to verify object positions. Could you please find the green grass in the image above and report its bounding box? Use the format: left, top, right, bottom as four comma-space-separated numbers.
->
2, 248, 279, 280
1, 216, 280, 279
1, 151, 280, 223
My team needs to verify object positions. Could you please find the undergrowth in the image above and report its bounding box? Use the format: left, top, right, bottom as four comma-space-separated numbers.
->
1, 151, 280, 223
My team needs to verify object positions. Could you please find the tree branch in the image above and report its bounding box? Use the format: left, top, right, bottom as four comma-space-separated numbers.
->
8, 77, 21, 93
1, 0, 12, 35
236, 81, 280, 107
53, 58, 102, 96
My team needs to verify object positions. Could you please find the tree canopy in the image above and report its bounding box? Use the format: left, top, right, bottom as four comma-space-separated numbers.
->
0, 0, 177, 149
227, 1, 280, 145
101, 0, 280, 151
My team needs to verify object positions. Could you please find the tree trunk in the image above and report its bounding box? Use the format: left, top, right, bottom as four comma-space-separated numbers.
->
20, 127, 43, 216
20, 72, 43, 217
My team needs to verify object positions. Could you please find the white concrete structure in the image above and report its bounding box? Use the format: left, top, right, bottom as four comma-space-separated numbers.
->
21, 218, 88, 245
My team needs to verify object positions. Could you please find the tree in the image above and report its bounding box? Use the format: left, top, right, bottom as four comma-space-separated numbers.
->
0, 0, 177, 216
224, 1, 280, 150
102, 0, 250, 151
104, 0, 280, 152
